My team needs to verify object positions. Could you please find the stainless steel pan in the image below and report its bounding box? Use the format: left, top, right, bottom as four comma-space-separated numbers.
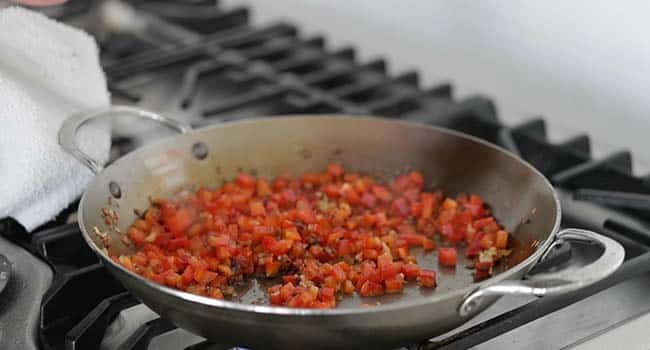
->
59, 107, 624, 350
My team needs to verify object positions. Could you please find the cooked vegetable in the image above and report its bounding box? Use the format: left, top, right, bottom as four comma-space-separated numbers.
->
438, 247, 458, 267
114, 164, 510, 309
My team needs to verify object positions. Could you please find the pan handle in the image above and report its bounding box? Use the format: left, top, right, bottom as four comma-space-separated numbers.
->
58, 106, 192, 174
458, 228, 625, 317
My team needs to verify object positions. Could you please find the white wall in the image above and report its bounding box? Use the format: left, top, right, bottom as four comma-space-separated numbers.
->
224, 0, 650, 173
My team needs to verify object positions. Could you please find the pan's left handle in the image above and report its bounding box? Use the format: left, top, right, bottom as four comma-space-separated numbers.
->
59, 105, 193, 174
458, 228, 625, 317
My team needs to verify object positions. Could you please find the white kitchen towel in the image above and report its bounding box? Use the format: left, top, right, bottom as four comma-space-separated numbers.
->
0, 7, 110, 231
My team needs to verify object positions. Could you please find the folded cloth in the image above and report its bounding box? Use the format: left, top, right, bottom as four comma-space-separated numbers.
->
0, 7, 110, 231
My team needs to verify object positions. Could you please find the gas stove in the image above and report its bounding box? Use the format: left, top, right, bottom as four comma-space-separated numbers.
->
3, 1, 650, 349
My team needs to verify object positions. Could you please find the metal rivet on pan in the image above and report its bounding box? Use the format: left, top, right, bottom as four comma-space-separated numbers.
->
109, 181, 122, 199
192, 142, 208, 160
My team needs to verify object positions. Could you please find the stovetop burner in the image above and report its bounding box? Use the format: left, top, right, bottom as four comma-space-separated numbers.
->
3, 1, 650, 349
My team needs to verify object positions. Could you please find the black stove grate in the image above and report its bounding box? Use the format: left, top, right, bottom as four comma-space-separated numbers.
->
3, 1, 650, 349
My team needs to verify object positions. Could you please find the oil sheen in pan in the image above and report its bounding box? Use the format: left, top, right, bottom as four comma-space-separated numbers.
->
231, 235, 534, 308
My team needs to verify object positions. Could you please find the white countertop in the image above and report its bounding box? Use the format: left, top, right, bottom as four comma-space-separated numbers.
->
572, 312, 650, 350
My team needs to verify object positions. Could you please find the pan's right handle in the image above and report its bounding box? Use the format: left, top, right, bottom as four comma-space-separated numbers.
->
458, 228, 625, 317
59, 105, 192, 174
